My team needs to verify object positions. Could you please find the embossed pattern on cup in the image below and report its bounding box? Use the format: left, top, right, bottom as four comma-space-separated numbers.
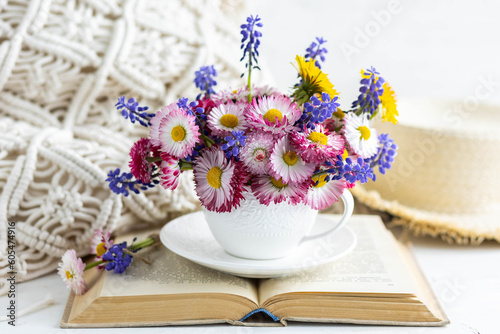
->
203, 193, 319, 259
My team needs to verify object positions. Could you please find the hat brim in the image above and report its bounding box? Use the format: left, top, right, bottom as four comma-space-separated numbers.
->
350, 186, 500, 245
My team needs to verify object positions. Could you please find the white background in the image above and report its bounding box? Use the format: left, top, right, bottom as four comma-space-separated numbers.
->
2, 1, 500, 333
250, 0, 500, 108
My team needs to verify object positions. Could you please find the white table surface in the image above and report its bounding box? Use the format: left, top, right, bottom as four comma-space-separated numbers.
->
2, 231, 499, 334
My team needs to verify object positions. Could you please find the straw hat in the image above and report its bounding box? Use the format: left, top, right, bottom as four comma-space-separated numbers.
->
351, 99, 500, 244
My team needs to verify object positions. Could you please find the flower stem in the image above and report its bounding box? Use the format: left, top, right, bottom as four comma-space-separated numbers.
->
179, 160, 194, 170
146, 156, 162, 163
247, 31, 253, 103
130, 237, 156, 251
247, 65, 252, 103
312, 170, 330, 178
84, 260, 104, 271
200, 133, 215, 148
83, 236, 157, 271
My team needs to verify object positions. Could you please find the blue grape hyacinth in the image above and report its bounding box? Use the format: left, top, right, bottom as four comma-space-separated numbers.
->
106, 168, 157, 196
102, 242, 133, 274
115, 97, 155, 127
221, 131, 246, 159
366, 133, 398, 174
305, 37, 328, 69
297, 92, 340, 130
352, 67, 385, 116
240, 15, 263, 64
194, 65, 217, 100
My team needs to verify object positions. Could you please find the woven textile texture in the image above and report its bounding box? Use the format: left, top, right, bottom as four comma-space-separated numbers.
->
0, 0, 246, 292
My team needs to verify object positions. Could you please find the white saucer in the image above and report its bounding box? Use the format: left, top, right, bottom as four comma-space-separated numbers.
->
160, 211, 357, 278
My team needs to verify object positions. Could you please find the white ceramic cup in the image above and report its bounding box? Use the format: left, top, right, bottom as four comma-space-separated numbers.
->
203, 189, 354, 260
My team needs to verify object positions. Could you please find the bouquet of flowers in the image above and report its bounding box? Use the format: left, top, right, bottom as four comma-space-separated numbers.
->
59, 14, 399, 296
106, 14, 399, 213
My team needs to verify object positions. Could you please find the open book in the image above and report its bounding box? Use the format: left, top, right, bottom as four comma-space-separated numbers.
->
61, 215, 449, 327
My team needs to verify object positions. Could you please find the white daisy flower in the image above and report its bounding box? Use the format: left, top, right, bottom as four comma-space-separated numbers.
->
245, 95, 301, 134
207, 101, 247, 137
251, 175, 310, 205
193, 147, 248, 213
156, 109, 200, 159
212, 86, 283, 104
212, 87, 248, 104
305, 176, 347, 210
343, 112, 378, 159
149, 102, 178, 147
58, 249, 87, 295
253, 85, 282, 98
269, 135, 315, 184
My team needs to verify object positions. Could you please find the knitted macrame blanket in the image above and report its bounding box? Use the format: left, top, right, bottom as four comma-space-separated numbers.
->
0, 0, 247, 293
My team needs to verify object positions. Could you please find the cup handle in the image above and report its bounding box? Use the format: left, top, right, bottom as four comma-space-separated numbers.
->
300, 189, 354, 244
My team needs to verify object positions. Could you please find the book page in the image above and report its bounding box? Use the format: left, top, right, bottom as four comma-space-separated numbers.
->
259, 215, 417, 303
99, 233, 259, 304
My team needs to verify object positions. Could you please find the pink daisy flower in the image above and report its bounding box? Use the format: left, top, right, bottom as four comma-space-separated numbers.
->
129, 138, 160, 183
90, 228, 113, 271
157, 108, 200, 159
90, 228, 113, 256
159, 152, 181, 190
193, 147, 248, 213
207, 101, 248, 137
149, 102, 178, 147
58, 249, 87, 295
323, 115, 343, 133
239, 131, 275, 175
213, 85, 283, 104
290, 125, 344, 164
251, 175, 310, 205
305, 176, 347, 210
253, 85, 283, 98
211, 90, 231, 104
269, 135, 315, 184
323, 118, 337, 133
212, 87, 248, 104
245, 95, 301, 134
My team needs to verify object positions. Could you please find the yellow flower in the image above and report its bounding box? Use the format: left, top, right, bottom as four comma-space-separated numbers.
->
293, 56, 338, 104
332, 107, 345, 119
360, 68, 370, 79
380, 82, 398, 124
360, 68, 380, 82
